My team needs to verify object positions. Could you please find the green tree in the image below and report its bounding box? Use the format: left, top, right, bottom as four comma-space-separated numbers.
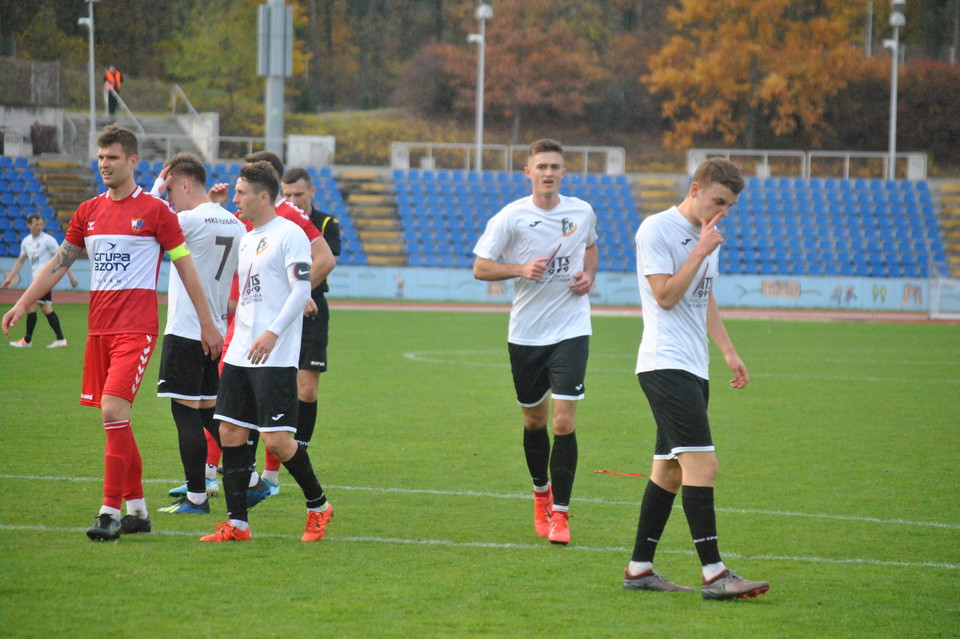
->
161, 0, 263, 135
645, 0, 865, 150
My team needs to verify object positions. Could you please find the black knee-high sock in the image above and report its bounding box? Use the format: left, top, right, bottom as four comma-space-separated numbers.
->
222, 444, 252, 522
550, 432, 578, 507
170, 401, 206, 495
247, 429, 260, 468
295, 400, 317, 447
523, 427, 550, 488
24, 312, 37, 342
199, 407, 220, 449
282, 444, 327, 509
45, 311, 65, 340
682, 485, 722, 566
632, 480, 678, 563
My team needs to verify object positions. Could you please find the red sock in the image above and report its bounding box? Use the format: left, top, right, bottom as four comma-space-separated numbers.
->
205, 428, 222, 467
103, 420, 133, 510
123, 429, 144, 501
265, 448, 282, 473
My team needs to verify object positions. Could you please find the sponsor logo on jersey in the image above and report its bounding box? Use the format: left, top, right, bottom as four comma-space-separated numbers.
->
87, 221, 95, 231
561, 217, 578, 237
93, 242, 132, 272
256, 238, 269, 255
681, 238, 692, 245
294, 263, 311, 281
528, 221, 542, 228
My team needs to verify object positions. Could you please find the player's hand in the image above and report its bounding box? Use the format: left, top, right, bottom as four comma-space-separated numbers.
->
153, 165, 171, 197
208, 183, 229, 205
303, 298, 318, 316
247, 331, 278, 365
69, 275, 78, 288
199, 321, 224, 361
697, 213, 726, 255
568, 270, 593, 296
1, 278, 9, 289
725, 353, 749, 389
521, 257, 549, 281
2, 306, 25, 338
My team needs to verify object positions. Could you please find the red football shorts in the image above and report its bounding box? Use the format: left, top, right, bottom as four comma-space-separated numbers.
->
81, 334, 157, 407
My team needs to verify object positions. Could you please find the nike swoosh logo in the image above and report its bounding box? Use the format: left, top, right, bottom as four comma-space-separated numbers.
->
576, 384, 583, 391
271, 413, 284, 421
296, 267, 310, 278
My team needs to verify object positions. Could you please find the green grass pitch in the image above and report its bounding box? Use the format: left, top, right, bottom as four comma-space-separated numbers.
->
0, 304, 958, 638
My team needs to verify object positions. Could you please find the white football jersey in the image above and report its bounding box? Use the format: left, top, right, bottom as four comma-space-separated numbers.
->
20, 231, 59, 279
474, 194, 598, 346
634, 206, 718, 379
225, 215, 311, 368
165, 202, 246, 339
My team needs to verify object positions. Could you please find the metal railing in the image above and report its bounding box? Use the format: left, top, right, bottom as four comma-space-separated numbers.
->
171, 84, 217, 161
390, 141, 626, 175
104, 88, 146, 138
689, 148, 928, 181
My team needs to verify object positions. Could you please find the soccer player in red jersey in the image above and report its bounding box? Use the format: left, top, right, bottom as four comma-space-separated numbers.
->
1, 125, 223, 542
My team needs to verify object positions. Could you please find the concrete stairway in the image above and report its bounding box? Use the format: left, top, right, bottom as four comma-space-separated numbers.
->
33, 156, 97, 229
64, 113, 200, 162
631, 173, 685, 220
337, 170, 406, 266
939, 182, 960, 277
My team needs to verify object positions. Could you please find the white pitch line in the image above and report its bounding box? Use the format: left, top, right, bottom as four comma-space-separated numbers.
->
1, 474, 958, 531
0, 524, 954, 571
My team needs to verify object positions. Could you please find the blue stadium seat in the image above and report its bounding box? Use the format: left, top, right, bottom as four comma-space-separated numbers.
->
13, 157, 28, 168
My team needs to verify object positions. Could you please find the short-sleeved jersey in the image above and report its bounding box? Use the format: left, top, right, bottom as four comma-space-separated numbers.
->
308, 206, 340, 297
65, 187, 185, 336
634, 206, 718, 379
20, 231, 60, 279
474, 194, 598, 346
165, 202, 246, 339
224, 215, 311, 369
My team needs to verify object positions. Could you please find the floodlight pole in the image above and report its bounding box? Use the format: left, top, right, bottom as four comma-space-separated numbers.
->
468, 3, 493, 172
886, 1, 906, 180
78, 0, 99, 159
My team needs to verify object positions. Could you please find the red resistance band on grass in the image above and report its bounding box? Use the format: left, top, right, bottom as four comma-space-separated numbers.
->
593, 469, 648, 477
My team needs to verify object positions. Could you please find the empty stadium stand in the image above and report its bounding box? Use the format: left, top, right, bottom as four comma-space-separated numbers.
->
2, 154, 952, 281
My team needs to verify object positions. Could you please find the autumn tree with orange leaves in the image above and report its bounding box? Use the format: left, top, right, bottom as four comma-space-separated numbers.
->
401, 0, 609, 143
645, 0, 866, 150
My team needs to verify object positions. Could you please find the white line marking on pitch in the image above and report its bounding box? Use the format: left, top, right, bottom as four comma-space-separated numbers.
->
1, 474, 957, 530
0, 524, 954, 570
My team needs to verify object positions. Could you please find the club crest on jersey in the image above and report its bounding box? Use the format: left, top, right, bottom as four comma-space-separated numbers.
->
131, 218, 144, 233
256, 238, 269, 255
561, 217, 578, 237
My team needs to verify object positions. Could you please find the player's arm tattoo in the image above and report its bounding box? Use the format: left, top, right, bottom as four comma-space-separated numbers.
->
49, 241, 81, 275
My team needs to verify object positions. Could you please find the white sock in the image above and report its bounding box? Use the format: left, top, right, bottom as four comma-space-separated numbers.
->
628, 561, 654, 576
229, 519, 250, 531
187, 491, 207, 505
125, 498, 147, 518
205, 464, 217, 480
248, 470, 260, 488
702, 562, 727, 581
262, 470, 280, 485
98, 505, 122, 520
533, 484, 550, 494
